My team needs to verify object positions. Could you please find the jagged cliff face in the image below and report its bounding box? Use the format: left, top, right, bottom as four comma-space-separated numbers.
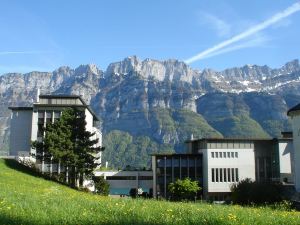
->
1, 56, 300, 155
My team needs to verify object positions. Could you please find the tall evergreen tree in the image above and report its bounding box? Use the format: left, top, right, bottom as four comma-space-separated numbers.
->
32, 107, 102, 187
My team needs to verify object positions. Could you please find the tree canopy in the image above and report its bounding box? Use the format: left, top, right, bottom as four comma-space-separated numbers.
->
32, 107, 102, 187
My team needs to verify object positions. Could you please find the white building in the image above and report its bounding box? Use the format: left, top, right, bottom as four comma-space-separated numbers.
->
152, 136, 293, 200
90, 170, 153, 195
9, 94, 103, 171
288, 105, 300, 192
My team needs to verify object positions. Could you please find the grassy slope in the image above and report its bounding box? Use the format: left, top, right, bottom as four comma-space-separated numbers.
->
0, 159, 300, 225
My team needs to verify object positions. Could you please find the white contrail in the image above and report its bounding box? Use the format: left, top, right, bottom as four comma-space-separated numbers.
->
185, 1, 300, 64
0, 51, 52, 55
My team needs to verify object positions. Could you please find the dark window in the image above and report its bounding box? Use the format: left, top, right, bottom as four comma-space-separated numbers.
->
106, 176, 136, 180
220, 168, 223, 182
54, 111, 61, 121
231, 168, 235, 182
216, 168, 219, 182
46, 111, 52, 124
224, 168, 227, 182
212, 168, 215, 182
227, 168, 231, 182
235, 168, 239, 182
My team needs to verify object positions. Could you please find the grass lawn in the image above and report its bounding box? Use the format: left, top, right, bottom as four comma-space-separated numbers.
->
0, 159, 299, 225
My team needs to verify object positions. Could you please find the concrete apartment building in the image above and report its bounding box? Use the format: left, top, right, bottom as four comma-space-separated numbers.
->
152, 135, 293, 200
9, 94, 103, 171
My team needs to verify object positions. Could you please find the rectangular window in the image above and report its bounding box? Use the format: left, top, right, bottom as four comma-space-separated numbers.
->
231, 152, 234, 158
215, 152, 218, 158
219, 152, 222, 158
227, 168, 231, 182
46, 111, 52, 124
220, 168, 223, 182
227, 152, 230, 158
235, 152, 238, 158
211, 152, 214, 158
216, 168, 219, 182
232, 168, 235, 182
212, 168, 215, 182
224, 168, 227, 182
54, 111, 61, 121
106, 176, 136, 180
223, 152, 226, 158
235, 168, 239, 182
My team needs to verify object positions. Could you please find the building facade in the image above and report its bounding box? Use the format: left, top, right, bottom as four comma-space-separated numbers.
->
9, 94, 103, 171
288, 104, 300, 192
92, 171, 153, 195
152, 136, 293, 200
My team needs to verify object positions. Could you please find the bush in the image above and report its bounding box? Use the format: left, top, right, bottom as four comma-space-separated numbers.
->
231, 178, 282, 205
168, 178, 201, 201
129, 188, 138, 198
93, 176, 110, 196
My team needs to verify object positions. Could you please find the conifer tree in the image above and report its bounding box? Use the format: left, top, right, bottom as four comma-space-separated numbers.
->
32, 107, 102, 187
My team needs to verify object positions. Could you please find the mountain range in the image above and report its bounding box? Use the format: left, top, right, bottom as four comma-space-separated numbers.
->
1, 56, 300, 168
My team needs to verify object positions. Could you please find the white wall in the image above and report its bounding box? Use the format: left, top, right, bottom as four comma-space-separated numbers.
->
205, 148, 255, 193
278, 140, 294, 183
10, 110, 33, 156
289, 113, 300, 192
94, 171, 153, 190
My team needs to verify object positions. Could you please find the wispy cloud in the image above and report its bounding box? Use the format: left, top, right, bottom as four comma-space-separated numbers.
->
0, 51, 53, 56
198, 12, 231, 37
202, 34, 271, 60
185, 2, 300, 64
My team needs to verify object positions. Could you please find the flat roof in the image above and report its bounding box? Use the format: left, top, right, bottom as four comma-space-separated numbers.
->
184, 137, 276, 143
38, 94, 99, 121
39, 94, 87, 104
151, 153, 202, 156
9, 95, 100, 121
287, 103, 300, 115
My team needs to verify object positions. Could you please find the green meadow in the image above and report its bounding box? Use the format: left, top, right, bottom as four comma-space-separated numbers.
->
0, 158, 299, 225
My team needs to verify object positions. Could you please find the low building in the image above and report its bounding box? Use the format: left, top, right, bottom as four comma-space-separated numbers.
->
9, 94, 103, 171
152, 136, 293, 200
93, 171, 153, 195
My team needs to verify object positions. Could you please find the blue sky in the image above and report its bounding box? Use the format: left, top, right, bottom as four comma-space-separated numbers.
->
0, 0, 299, 74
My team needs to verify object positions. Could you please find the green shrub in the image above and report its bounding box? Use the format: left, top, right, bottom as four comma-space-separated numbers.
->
93, 176, 110, 196
231, 178, 282, 205
168, 178, 201, 201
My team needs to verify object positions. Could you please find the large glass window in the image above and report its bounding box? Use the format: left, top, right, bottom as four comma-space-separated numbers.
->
212, 168, 215, 182
219, 168, 223, 182
46, 111, 52, 124
235, 168, 239, 182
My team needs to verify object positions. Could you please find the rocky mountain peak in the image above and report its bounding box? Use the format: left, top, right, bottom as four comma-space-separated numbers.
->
105, 56, 197, 83
75, 64, 101, 75
282, 59, 300, 73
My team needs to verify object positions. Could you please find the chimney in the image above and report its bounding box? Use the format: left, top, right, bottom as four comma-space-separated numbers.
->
191, 133, 194, 140
36, 88, 40, 103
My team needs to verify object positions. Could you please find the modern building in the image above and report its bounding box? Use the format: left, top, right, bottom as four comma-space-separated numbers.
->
288, 104, 300, 192
9, 94, 103, 171
152, 135, 293, 200
92, 170, 153, 195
